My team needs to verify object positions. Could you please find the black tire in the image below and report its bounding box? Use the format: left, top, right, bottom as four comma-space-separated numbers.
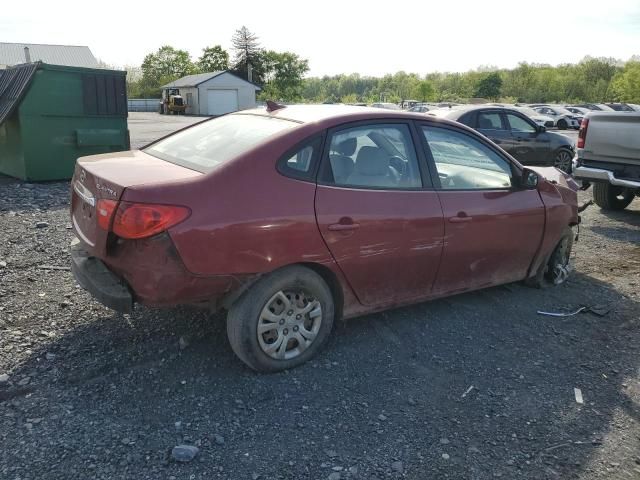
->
553, 148, 573, 173
593, 183, 635, 211
557, 119, 568, 130
227, 266, 335, 372
525, 227, 574, 288
545, 228, 574, 285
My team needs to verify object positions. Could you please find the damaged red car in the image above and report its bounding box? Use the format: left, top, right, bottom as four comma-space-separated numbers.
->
70, 104, 579, 371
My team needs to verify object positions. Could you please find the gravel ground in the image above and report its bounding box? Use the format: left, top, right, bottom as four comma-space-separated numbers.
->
0, 122, 639, 479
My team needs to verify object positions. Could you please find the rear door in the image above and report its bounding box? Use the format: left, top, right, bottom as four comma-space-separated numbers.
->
314, 121, 444, 306
418, 123, 545, 294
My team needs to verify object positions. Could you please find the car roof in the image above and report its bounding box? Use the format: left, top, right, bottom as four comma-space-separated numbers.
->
235, 104, 454, 127
425, 104, 509, 119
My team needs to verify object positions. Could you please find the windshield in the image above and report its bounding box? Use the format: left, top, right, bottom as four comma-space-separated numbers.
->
145, 114, 299, 172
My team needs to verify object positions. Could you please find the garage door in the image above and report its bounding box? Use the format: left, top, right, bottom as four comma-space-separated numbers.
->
206, 89, 238, 116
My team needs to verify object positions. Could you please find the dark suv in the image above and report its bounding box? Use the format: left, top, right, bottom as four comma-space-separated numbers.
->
429, 106, 575, 172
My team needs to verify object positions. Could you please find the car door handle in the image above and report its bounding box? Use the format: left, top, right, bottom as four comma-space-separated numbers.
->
328, 221, 360, 231
449, 215, 472, 223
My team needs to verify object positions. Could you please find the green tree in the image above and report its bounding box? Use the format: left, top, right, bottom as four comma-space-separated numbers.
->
414, 80, 435, 101
341, 93, 358, 104
231, 26, 264, 83
474, 72, 503, 99
611, 61, 640, 103
260, 51, 310, 101
141, 45, 195, 81
197, 45, 229, 72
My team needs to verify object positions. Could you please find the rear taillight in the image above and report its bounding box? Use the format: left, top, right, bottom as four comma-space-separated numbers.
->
577, 118, 589, 148
97, 199, 117, 230
97, 201, 191, 240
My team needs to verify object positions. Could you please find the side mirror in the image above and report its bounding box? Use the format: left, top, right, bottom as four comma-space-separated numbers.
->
522, 168, 539, 189
536, 125, 546, 133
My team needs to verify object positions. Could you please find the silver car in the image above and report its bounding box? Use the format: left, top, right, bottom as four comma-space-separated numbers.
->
370, 102, 401, 110
533, 106, 581, 130
564, 106, 590, 117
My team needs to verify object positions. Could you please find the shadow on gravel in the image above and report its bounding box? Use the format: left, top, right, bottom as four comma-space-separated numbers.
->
590, 225, 640, 243
1, 272, 639, 479
596, 203, 640, 228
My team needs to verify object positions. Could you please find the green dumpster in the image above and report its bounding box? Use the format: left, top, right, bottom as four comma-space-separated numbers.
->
0, 62, 129, 181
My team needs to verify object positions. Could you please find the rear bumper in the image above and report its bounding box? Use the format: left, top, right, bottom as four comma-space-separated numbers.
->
573, 166, 640, 189
70, 242, 134, 313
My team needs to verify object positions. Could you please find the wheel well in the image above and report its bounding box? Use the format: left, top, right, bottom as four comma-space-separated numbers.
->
553, 146, 573, 160
300, 262, 344, 321
221, 263, 345, 320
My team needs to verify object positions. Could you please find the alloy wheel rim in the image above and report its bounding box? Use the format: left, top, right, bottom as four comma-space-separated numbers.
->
257, 290, 322, 360
554, 151, 572, 172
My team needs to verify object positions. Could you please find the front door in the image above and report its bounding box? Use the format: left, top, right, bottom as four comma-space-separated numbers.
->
503, 112, 551, 166
315, 122, 444, 306
474, 110, 514, 152
419, 123, 545, 294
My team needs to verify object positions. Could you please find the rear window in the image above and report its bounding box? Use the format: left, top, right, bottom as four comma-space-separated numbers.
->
145, 114, 299, 172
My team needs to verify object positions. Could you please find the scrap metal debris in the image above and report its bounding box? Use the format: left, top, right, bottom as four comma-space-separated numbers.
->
537, 304, 611, 317
461, 385, 475, 398
578, 200, 594, 213
538, 307, 586, 317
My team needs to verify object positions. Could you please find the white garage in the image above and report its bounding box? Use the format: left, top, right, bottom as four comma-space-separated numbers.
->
161, 71, 260, 116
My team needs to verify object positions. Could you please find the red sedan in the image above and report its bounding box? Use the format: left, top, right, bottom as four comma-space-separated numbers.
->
70, 104, 579, 371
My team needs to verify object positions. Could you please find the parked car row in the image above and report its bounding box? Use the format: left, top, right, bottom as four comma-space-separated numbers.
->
426, 105, 575, 172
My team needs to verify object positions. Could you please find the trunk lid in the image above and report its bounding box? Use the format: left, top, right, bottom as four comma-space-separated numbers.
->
71, 150, 201, 255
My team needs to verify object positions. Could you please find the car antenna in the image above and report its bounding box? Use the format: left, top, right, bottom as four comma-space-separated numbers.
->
266, 100, 286, 112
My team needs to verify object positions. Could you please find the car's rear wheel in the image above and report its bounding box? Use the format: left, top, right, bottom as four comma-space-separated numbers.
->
557, 119, 568, 130
593, 183, 635, 211
227, 266, 335, 372
553, 148, 573, 173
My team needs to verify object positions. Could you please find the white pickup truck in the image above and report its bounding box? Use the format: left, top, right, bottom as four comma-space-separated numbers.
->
573, 111, 640, 210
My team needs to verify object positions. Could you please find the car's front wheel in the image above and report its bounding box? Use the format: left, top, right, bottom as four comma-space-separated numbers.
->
525, 227, 574, 288
545, 229, 574, 285
557, 119, 568, 130
227, 266, 335, 372
553, 148, 573, 173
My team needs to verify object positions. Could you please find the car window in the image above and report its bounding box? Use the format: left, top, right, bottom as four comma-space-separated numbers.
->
506, 114, 536, 133
325, 124, 422, 189
422, 126, 512, 190
476, 112, 504, 130
284, 145, 314, 172
146, 114, 298, 172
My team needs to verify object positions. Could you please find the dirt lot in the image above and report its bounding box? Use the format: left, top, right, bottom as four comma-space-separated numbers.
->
128, 113, 204, 149
0, 117, 639, 480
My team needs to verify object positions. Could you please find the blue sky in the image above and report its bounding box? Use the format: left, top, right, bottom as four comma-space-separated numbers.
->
2, 0, 639, 76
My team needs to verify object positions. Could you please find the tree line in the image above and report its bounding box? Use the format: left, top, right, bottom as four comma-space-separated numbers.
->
126, 26, 309, 100
301, 57, 640, 105
126, 29, 639, 105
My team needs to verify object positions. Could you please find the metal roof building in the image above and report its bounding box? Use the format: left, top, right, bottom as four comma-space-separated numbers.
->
161, 70, 260, 116
0, 43, 99, 69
